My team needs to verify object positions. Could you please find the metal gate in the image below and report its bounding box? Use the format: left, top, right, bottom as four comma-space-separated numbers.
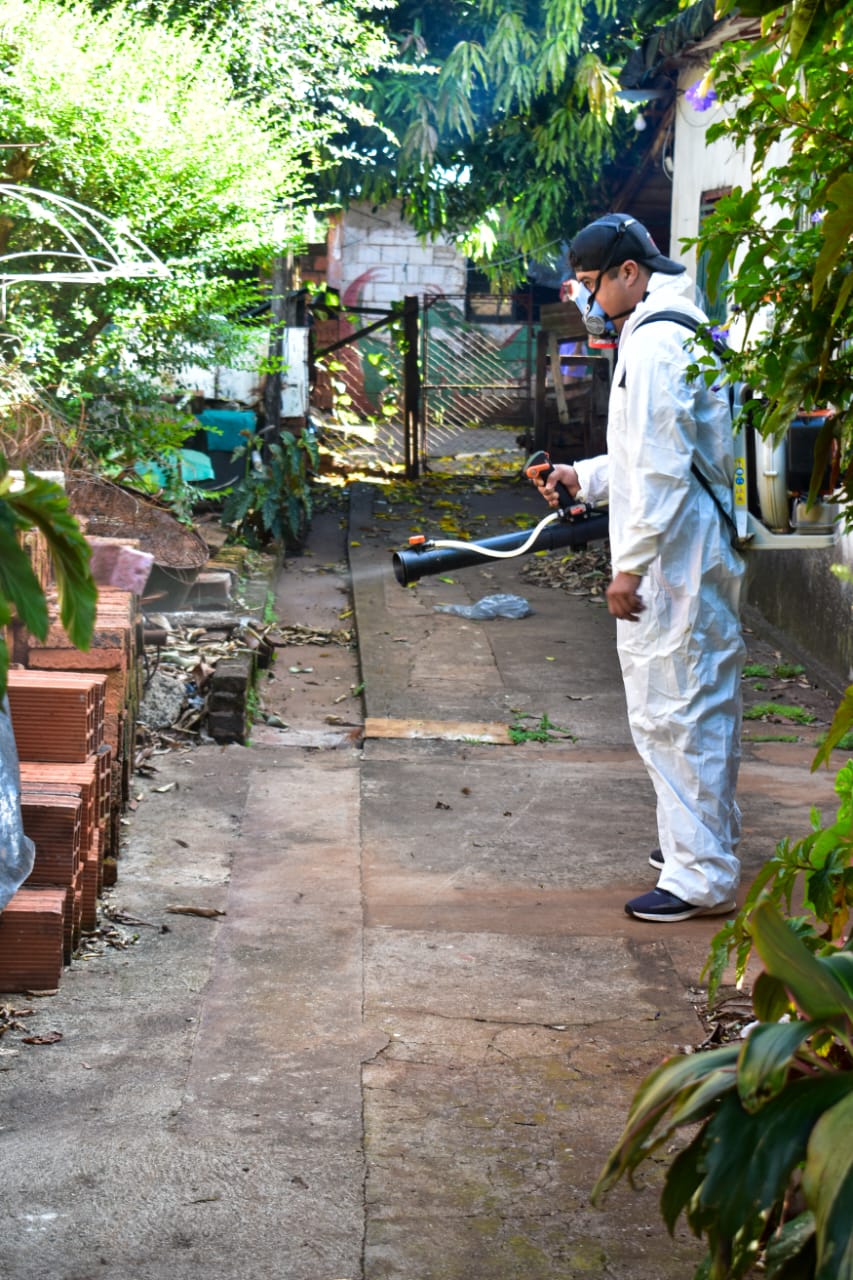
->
311, 293, 535, 476
421, 295, 535, 462
310, 297, 419, 474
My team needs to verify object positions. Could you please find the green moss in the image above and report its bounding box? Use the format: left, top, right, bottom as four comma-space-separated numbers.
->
743, 701, 816, 725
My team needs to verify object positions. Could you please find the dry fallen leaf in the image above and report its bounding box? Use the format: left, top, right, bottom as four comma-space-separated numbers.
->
22, 1031, 63, 1045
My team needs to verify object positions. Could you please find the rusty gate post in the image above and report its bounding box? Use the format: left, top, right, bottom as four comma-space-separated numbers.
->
403, 294, 421, 479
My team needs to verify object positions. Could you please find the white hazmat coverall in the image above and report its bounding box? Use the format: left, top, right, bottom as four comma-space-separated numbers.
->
574, 272, 746, 908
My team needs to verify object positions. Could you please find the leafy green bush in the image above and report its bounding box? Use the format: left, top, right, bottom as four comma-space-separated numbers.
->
593, 900, 853, 1280
595, 757, 853, 1279
705, 761, 853, 1004
221, 429, 319, 551
0, 455, 96, 697
0, 0, 310, 482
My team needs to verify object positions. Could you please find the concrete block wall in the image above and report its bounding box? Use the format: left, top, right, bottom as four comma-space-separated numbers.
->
327, 200, 468, 311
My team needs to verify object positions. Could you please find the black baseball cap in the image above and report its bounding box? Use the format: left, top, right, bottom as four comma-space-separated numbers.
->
569, 213, 684, 276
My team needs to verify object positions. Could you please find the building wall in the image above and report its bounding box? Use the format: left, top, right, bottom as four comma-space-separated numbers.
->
327, 200, 468, 310
311, 202, 535, 426
669, 67, 853, 686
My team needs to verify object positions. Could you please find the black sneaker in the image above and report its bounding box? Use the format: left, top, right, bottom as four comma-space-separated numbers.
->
648, 847, 664, 871
625, 888, 736, 923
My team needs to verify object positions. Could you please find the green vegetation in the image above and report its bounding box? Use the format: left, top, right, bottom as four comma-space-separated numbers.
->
774, 663, 806, 679
691, 2, 853, 506
596, 754, 853, 1280
508, 712, 574, 744
817, 730, 853, 754
0, 0, 308, 439
594, 899, 853, 1280
321, 0, 685, 272
744, 663, 807, 680
221, 430, 320, 551
0, 0, 392, 537
744, 703, 817, 726
593, 14, 853, 1266
0, 456, 96, 697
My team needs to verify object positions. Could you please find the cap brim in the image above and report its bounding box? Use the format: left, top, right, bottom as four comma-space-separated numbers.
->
645, 253, 685, 275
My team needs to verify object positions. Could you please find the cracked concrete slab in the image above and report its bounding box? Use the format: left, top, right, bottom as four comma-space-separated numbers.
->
1, 490, 844, 1280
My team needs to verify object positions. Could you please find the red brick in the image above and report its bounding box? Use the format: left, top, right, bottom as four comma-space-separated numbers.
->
80, 839, 100, 932
28, 647, 128, 674
21, 792, 82, 886
0, 888, 66, 992
20, 764, 99, 852
7, 670, 106, 761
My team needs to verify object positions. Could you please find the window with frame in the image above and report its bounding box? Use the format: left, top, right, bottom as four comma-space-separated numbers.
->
696, 189, 731, 325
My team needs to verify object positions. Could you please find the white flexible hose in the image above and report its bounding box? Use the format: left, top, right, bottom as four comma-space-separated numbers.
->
428, 510, 560, 560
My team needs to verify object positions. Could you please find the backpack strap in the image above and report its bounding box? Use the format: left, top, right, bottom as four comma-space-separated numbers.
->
618, 310, 742, 552
690, 460, 741, 550
618, 310, 717, 388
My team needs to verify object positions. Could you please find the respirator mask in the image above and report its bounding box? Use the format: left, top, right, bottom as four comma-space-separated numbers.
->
563, 279, 616, 339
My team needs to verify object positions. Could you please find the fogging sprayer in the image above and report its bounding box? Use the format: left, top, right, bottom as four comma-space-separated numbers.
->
391, 452, 609, 587
391, 417, 843, 588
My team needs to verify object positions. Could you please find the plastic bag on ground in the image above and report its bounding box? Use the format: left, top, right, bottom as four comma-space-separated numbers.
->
434, 593, 532, 620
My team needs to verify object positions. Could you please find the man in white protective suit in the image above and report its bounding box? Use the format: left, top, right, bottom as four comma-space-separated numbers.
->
535, 212, 746, 923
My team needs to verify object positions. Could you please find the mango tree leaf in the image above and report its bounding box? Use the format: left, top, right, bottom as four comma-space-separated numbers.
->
802, 1091, 853, 1280
751, 902, 853, 1021
737, 1019, 821, 1112
831, 270, 853, 328
807, 415, 839, 508
787, 0, 824, 61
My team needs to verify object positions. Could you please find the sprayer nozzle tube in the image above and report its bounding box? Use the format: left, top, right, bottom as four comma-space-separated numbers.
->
391, 513, 609, 586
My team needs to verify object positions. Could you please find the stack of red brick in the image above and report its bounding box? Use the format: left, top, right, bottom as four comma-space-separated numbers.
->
0, 579, 142, 993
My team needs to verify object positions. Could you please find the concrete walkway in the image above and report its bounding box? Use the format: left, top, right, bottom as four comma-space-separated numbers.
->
0, 478, 840, 1280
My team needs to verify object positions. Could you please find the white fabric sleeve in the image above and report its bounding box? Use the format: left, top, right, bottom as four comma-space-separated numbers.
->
572, 455, 609, 506
613, 341, 695, 577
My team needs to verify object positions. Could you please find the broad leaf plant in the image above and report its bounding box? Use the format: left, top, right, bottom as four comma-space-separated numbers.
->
0, 456, 96, 700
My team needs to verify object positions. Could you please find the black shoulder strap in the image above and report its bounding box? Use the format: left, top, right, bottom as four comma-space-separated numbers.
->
619, 310, 706, 388
689, 460, 740, 549
619, 310, 741, 551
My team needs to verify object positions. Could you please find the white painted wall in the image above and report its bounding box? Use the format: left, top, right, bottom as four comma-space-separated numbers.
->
670, 69, 789, 278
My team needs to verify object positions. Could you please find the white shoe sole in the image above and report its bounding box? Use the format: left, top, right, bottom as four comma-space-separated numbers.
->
628, 898, 737, 923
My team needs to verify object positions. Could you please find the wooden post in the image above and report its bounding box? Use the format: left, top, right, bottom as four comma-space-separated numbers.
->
533, 329, 548, 453
403, 294, 421, 479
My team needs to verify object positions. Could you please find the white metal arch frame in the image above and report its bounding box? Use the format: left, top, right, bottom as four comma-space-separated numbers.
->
0, 183, 168, 318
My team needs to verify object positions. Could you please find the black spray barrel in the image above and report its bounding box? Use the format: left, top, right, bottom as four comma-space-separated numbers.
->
391, 512, 609, 586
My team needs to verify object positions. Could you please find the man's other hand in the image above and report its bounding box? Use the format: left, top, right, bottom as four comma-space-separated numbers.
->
607, 572, 645, 621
